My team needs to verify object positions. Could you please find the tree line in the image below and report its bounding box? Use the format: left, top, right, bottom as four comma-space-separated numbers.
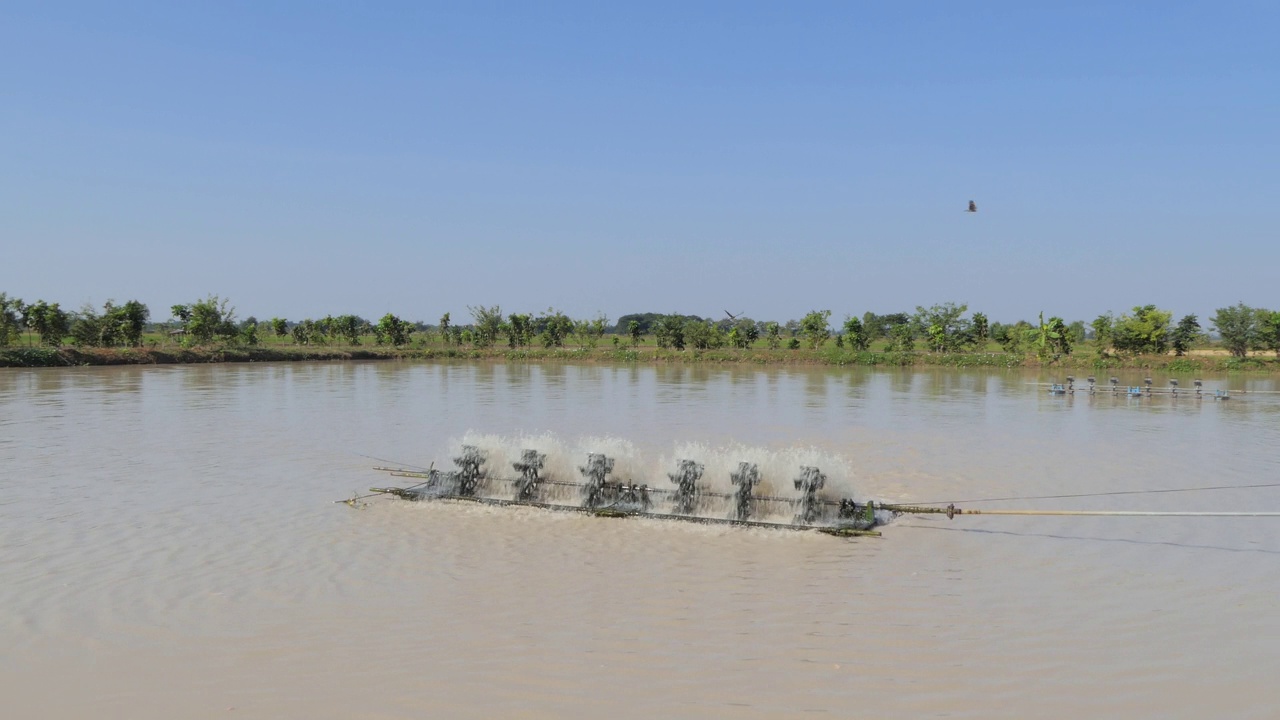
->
0, 294, 417, 349
2, 292, 1278, 359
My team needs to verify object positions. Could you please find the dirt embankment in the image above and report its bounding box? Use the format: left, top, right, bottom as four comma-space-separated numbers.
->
3, 345, 1278, 372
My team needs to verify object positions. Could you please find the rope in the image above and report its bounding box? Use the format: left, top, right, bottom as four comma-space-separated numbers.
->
891, 506, 1280, 518
915, 481, 1280, 506
354, 452, 433, 472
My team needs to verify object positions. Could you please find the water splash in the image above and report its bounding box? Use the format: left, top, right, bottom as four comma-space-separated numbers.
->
668, 459, 704, 515
729, 462, 760, 521
512, 450, 546, 501
792, 466, 826, 525
579, 453, 615, 509
439, 432, 879, 524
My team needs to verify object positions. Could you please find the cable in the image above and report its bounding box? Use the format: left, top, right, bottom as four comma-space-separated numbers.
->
353, 451, 433, 472
915, 481, 1280, 506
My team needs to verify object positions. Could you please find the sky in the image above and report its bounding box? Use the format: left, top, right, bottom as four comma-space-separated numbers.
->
3, 1, 1277, 326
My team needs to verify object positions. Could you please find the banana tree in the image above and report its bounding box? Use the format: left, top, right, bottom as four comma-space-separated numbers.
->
1031, 312, 1071, 359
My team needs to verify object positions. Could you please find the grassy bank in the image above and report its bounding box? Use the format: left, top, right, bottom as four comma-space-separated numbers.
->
3, 344, 1278, 373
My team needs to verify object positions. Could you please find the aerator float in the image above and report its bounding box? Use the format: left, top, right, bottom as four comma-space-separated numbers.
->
358, 445, 891, 537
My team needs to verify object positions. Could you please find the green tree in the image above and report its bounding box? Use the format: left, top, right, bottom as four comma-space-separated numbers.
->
1049, 317, 1071, 356
316, 318, 335, 344
184, 296, 237, 345
312, 316, 334, 344
1171, 314, 1201, 356
970, 312, 989, 347
684, 320, 711, 349
860, 312, 880, 339
1031, 312, 1071, 359
439, 312, 452, 345
728, 326, 744, 348
1110, 305, 1171, 355
0, 293, 26, 346
627, 320, 642, 347
913, 302, 972, 352
1091, 313, 1114, 354
841, 316, 869, 351
291, 320, 313, 345
685, 320, 726, 350
575, 314, 609, 349
993, 324, 1023, 354
536, 308, 574, 348
864, 312, 911, 341
270, 318, 288, 338
764, 322, 781, 349
23, 300, 70, 346
799, 310, 831, 349
1212, 303, 1259, 358
614, 313, 667, 335
885, 323, 916, 352
375, 313, 413, 346
1258, 310, 1280, 357
1066, 320, 1087, 346
67, 300, 149, 347
70, 304, 106, 346
507, 313, 533, 348
73, 304, 112, 347
113, 300, 149, 347
726, 318, 757, 349
331, 315, 362, 345
239, 320, 260, 346
469, 305, 504, 348
654, 314, 686, 350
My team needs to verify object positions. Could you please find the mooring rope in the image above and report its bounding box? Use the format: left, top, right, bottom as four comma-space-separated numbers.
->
914, 481, 1280, 506
352, 452, 433, 472
884, 505, 1280, 518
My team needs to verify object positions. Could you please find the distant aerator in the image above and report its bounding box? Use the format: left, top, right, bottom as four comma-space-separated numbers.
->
967, 200, 977, 213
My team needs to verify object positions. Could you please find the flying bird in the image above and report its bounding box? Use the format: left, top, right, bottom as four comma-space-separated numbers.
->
967, 200, 977, 213
725, 310, 744, 321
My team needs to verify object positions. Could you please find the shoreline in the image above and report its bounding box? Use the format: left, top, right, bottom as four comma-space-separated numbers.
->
3, 345, 1277, 373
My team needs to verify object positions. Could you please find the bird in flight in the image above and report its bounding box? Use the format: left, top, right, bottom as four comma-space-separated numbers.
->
725, 310, 743, 321
967, 200, 977, 213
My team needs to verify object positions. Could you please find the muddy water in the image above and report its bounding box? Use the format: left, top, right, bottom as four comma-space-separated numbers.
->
2, 362, 1279, 719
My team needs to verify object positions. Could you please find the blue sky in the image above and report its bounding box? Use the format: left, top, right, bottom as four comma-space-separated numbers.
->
3, 1, 1277, 326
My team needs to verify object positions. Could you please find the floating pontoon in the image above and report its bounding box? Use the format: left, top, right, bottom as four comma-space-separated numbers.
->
362, 446, 891, 537
1042, 376, 1231, 398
